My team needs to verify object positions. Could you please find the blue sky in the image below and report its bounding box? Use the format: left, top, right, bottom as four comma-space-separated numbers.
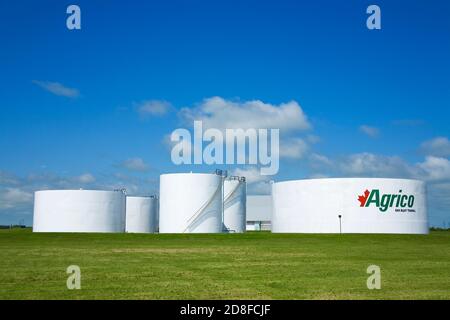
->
0, 0, 449, 226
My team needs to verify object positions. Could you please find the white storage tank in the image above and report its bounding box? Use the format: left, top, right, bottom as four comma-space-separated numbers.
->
272, 178, 428, 234
223, 176, 246, 233
126, 196, 158, 233
159, 172, 223, 233
33, 190, 126, 233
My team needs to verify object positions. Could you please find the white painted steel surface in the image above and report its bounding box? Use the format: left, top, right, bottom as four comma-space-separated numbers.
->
272, 178, 428, 234
159, 173, 223, 233
33, 190, 126, 233
125, 196, 158, 233
223, 178, 246, 233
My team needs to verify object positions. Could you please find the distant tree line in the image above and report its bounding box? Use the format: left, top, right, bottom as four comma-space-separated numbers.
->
0, 225, 28, 229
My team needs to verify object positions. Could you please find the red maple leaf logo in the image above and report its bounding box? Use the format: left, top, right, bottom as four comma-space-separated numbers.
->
358, 189, 370, 207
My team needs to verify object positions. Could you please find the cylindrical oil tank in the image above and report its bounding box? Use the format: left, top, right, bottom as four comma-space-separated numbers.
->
159, 173, 223, 233
223, 176, 246, 233
33, 190, 126, 233
272, 178, 428, 234
126, 196, 158, 233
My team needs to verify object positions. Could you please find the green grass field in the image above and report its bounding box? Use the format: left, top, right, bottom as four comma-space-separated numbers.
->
0, 228, 449, 300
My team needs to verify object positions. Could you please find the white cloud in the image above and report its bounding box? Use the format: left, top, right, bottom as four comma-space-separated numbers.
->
332, 153, 450, 183
417, 156, 450, 181
420, 137, 450, 157
120, 158, 149, 172
306, 134, 321, 144
359, 125, 379, 138
137, 100, 172, 117
32, 80, 79, 98
338, 152, 414, 178
310, 153, 332, 167
175, 97, 314, 164
74, 173, 95, 184
0, 188, 33, 210
279, 138, 308, 159
0, 171, 20, 186
179, 96, 311, 131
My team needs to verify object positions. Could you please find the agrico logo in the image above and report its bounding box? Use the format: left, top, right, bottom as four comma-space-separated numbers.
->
357, 189, 415, 212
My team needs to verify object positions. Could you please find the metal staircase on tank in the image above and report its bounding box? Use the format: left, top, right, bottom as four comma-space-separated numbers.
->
183, 174, 224, 233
